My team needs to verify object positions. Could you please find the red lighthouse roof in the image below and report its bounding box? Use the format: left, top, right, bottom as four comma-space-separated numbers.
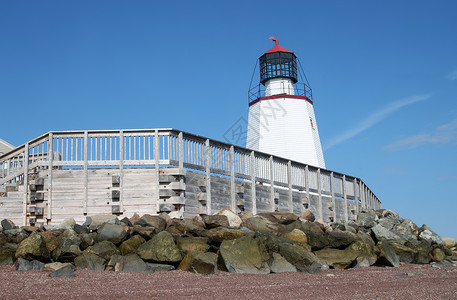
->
265, 37, 293, 54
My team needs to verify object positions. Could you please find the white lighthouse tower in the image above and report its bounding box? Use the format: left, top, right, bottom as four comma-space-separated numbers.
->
247, 38, 326, 168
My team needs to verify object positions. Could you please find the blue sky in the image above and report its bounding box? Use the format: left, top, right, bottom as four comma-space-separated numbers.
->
1, 1, 456, 238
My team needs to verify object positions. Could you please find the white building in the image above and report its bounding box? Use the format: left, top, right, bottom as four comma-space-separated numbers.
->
247, 38, 326, 168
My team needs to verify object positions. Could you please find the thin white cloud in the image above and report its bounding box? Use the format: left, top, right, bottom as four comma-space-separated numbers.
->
448, 70, 457, 80
323, 94, 431, 151
384, 118, 457, 151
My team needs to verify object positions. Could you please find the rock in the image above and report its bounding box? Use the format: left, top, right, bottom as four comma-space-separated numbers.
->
378, 216, 400, 231
205, 228, 246, 243
119, 217, 132, 227
442, 237, 457, 249
391, 223, 417, 241
0, 233, 6, 245
53, 235, 82, 262
243, 216, 287, 236
418, 225, 444, 245
60, 218, 76, 227
175, 217, 206, 236
146, 263, 175, 272
356, 210, 378, 229
85, 215, 120, 230
74, 252, 105, 270
240, 212, 254, 222
137, 231, 182, 263
15, 258, 44, 271
1, 219, 15, 230
269, 252, 297, 273
430, 247, 446, 262
3, 229, 28, 244
216, 209, 242, 228
133, 225, 157, 240
376, 209, 400, 219
0, 243, 17, 266
371, 224, 406, 245
389, 242, 417, 264
348, 240, 377, 267
22, 226, 39, 234
119, 235, 146, 255
159, 212, 171, 223
202, 215, 229, 229
49, 264, 75, 277
41, 231, 60, 253
300, 210, 315, 222
401, 219, 419, 236
219, 235, 270, 274
135, 214, 166, 232
327, 231, 358, 248
97, 223, 129, 244
279, 242, 322, 273
177, 237, 210, 253
314, 248, 358, 269
86, 241, 120, 262
376, 242, 400, 267
257, 212, 299, 225
178, 251, 218, 274
107, 254, 152, 273
79, 233, 97, 250
15, 232, 50, 262
43, 262, 74, 272
299, 222, 328, 250
282, 229, 307, 244
74, 224, 89, 234
405, 239, 432, 264
129, 213, 140, 225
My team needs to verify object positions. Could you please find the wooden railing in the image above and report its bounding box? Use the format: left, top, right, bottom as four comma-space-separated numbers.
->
0, 128, 381, 217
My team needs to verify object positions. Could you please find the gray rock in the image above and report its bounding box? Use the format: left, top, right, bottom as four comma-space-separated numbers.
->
59, 218, 76, 227
15, 258, 44, 271
120, 217, 132, 227
15, 232, 50, 262
73, 224, 89, 234
389, 242, 417, 264
204, 227, 246, 243
243, 216, 287, 236
146, 263, 175, 272
97, 223, 129, 244
74, 252, 106, 270
178, 251, 218, 274
269, 252, 297, 273
135, 214, 166, 231
79, 233, 97, 250
3, 229, 28, 244
215, 209, 242, 228
405, 239, 432, 264
356, 210, 378, 229
314, 248, 358, 269
376, 242, 400, 267
419, 225, 444, 245
119, 235, 146, 255
137, 231, 182, 263
219, 235, 270, 274
202, 215, 229, 229
85, 215, 120, 230
279, 243, 322, 273
0, 243, 17, 266
348, 240, 377, 267
378, 216, 401, 231
107, 254, 152, 273
375, 209, 400, 220
176, 237, 210, 253
327, 231, 358, 249
53, 235, 82, 262
49, 264, 75, 277
371, 224, 406, 244
1, 219, 15, 230
257, 212, 299, 225
85, 241, 120, 262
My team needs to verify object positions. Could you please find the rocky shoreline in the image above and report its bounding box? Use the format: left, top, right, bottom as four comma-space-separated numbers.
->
1, 209, 456, 277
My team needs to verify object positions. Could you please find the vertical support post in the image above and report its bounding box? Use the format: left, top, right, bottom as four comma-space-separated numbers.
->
83, 131, 88, 215
119, 131, 124, 213
23, 142, 29, 226
305, 165, 310, 210
250, 150, 256, 215
287, 161, 293, 213
154, 130, 160, 212
354, 179, 359, 215
317, 168, 323, 222
178, 132, 184, 171
342, 175, 348, 221
230, 145, 235, 212
47, 133, 54, 221
330, 171, 336, 222
205, 139, 211, 215
269, 156, 275, 212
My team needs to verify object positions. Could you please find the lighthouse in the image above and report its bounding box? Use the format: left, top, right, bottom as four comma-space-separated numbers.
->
247, 38, 326, 168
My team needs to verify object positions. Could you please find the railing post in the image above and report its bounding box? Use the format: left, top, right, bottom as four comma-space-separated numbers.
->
154, 130, 160, 211
119, 130, 124, 213
330, 171, 336, 222
317, 168, 323, 222
178, 132, 184, 171
205, 139, 211, 215
287, 161, 293, 213
230, 146, 235, 212
269, 156, 275, 212
83, 131, 88, 215
342, 175, 348, 221
23, 142, 29, 226
250, 150, 256, 215
47, 133, 53, 221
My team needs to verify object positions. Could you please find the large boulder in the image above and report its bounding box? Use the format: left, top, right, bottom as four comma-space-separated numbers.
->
43, 262, 73, 272
49, 264, 75, 277
257, 212, 299, 225
314, 248, 358, 269
202, 215, 229, 229
326, 231, 358, 249
0, 243, 17, 266
300, 210, 315, 222
15, 232, 50, 262
442, 237, 457, 249
14, 258, 44, 271
178, 251, 218, 274
53, 232, 82, 262
177, 237, 210, 253
219, 235, 270, 274
1, 219, 15, 230
204, 228, 246, 243
41, 231, 60, 253
134, 214, 166, 232
85, 241, 120, 262
419, 225, 444, 246
59, 218, 76, 227
347, 240, 377, 267
80, 233, 97, 250
97, 223, 129, 244
74, 252, 105, 270
84, 215, 120, 230
378, 216, 401, 231
243, 216, 287, 236
269, 252, 297, 273
282, 229, 308, 244
216, 209, 242, 228
375, 242, 400, 267
174, 217, 206, 236
430, 246, 447, 262
3, 229, 28, 244
137, 231, 182, 263
108, 254, 152, 273
389, 242, 417, 264
405, 239, 432, 264
279, 242, 323, 273
356, 210, 378, 229
119, 235, 146, 255
371, 224, 406, 245
133, 226, 157, 240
